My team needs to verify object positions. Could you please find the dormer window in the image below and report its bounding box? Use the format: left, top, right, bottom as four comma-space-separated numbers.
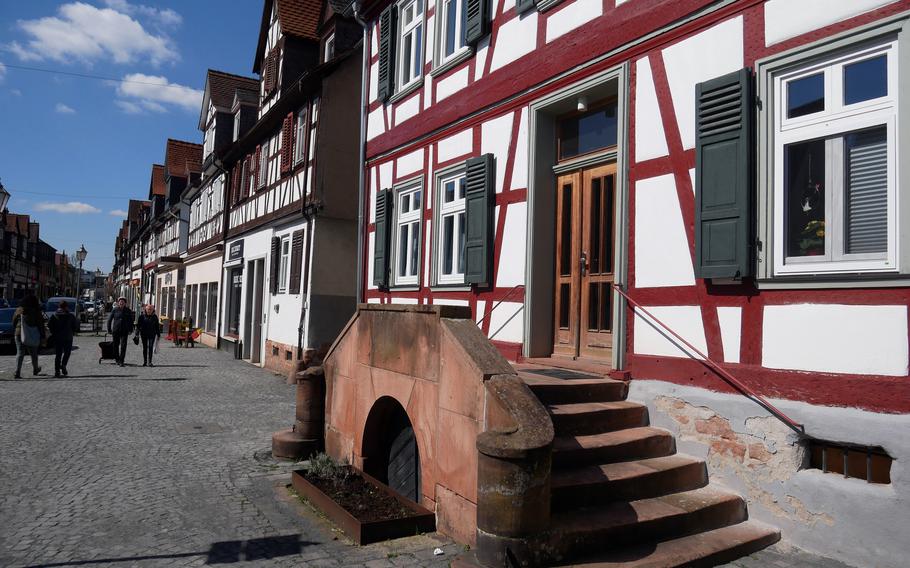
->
324, 34, 336, 62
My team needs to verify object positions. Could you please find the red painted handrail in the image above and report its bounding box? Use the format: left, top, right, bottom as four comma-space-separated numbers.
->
613, 285, 805, 435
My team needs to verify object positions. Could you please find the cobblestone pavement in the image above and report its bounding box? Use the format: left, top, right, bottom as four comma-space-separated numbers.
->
0, 331, 461, 567
719, 542, 858, 568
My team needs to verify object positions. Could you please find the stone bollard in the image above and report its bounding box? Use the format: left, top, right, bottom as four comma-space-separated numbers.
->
271, 365, 326, 460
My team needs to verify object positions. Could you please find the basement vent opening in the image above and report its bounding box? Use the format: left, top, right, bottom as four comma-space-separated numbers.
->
285, 350, 293, 361
807, 441, 892, 484
272, 346, 279, 356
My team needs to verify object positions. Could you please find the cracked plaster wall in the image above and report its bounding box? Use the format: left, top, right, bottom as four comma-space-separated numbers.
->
629, 379, 910, 568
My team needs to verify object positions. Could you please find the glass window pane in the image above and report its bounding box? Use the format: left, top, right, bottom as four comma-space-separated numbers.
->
558, 104, 618, 160
398, 226, 408, 277
458, 177, 466, 200
845, 126, 888, 254
413, 190, 422, 211
559, 183, 572, 275
409, 221, 420, 276
445, 0, 457, 57
444, 180, 455, 203
443, 215, 454, 275
844, 55, 887, 105
403, 35, 412, 81
401, 193, 410, 212
787, 72, 824, 118
457, 211, 466, 274
414, 26, 423, 78
785, 138, 826, 257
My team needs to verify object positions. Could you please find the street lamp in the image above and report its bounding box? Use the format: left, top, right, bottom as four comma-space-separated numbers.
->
75, 244, 87, 319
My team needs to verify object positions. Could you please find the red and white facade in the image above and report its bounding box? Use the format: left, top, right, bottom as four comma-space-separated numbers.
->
359, 0, 910, 564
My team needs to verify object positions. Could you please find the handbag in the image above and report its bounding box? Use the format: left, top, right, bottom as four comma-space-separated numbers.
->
133, 334, 140, 345
20, 320, 41, 347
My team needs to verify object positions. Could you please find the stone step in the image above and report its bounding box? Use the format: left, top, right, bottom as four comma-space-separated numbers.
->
552, 427, 676, 469
549, 401, 649, 437
546, 487, 748, 561
520, 372, 629, 405
557, 520, 781, 567
551, 454, 708, 510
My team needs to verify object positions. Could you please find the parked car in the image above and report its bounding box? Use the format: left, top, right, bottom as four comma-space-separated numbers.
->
44, 297, 80, 325
0, 298, 8, 308
0, 308, 16, 351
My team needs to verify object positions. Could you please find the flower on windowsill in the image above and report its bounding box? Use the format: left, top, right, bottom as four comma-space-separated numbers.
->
798, 219, 825, 255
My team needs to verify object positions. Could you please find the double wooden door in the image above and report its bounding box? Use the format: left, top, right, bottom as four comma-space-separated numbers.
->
553, 163, 616, 359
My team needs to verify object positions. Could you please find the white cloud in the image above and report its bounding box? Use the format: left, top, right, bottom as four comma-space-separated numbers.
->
35, 201, 101, 214
10, 89, 22, 96
109, 209, 128, 217
55, 103, 76, 114
102, 0, 182, 27
115, 73, 202, 113
0, 62, 5, 82
6, 2, 178, 66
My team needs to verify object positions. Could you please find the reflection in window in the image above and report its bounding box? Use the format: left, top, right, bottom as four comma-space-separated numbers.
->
844, 55, 887, 105
787, 72, 824, 118
438, 174, 466, 283
558, 103, 618, 160
395, 186, 422, 284
785, 138, 826, 258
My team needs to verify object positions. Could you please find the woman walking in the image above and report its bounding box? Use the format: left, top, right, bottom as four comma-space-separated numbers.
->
12, 294, 47, 378
48, 300, 80, 377
136, 304, 161, 367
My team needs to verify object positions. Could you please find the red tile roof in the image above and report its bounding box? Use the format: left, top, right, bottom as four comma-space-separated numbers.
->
149, 164, 166, 198
207, 70, 259, 110
164, 139, 203, 179
255, 0, 323, 72
5, 213, 30, 234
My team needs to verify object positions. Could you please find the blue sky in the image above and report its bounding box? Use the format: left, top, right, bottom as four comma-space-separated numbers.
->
0, 1, 263, 272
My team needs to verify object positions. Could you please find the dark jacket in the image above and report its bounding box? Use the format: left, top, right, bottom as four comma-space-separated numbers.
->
136, 313, 161, 338
107, 306, 134, 335
49, 309, 79, 344
13, 307, 47, 340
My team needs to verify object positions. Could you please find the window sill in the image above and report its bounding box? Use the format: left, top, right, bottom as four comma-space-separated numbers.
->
389, 285, 420, 292
754, 273, 910, 290
431, 49, 473, 78
388, 79, 424, 105
431, 284, 471, 292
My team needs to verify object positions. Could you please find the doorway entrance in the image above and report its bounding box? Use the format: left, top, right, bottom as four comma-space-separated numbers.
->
553, 163, 616, 360
242, 258, 265, 363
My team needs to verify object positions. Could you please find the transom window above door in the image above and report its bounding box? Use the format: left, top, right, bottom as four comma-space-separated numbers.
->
557, 101, 618, 161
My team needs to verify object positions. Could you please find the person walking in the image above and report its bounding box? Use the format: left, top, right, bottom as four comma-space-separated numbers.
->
107, 297, 134, 367
48, 300, 80, 377
136, 304, 161, 367
12, 294, 46, 379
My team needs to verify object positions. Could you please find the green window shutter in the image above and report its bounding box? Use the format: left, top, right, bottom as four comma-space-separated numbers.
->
377, 7, 397, 103
373, 189, 393, 288
515, 0, 536, 14
269, 236, 281, 294
465, 0, 490, 46
464, 154, 495, 286
695, 67, 754, 279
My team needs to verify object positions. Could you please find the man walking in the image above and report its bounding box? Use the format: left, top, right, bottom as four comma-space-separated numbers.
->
48, 300, 80, 377
107, 297, 134, 367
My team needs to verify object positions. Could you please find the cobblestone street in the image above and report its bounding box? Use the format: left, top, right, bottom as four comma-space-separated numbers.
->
0, 331, 460, 568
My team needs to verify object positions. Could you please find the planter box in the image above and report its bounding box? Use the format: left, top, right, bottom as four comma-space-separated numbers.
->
291, 469, 436, 544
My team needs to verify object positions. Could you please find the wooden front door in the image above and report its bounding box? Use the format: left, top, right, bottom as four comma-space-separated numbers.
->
553, 163, 616, 359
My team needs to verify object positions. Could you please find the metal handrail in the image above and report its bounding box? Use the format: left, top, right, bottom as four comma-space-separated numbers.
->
613, 284, 805, 435
475, 284, 525, 329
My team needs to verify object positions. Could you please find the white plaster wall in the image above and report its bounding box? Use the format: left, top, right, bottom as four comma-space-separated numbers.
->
433, 298, 470, 307
436, 66, 470, 102
764, 0, 898, 46
367, 232, 378, 291
475, 300, 486, 323
395, 92, 421, 126
634, 174, 696, 288
184, 255, 222, 286
496, 202, 527, 288
662, 16, 743, 150
396, 149, 424, 178
391, 297, 419, 305
763, 304, 909, 376
474, 38, 490, 82
633, 305, 707, 360
369, 61, 379, 103
631, 379, 910, 568
487, 301, 524, 343
481, 113, 513, 193
367, 107, 385, 141
634, 56, 669, 162
379, 161, 394, 190
716, 306, 742, 364
489, 13, 538, 72
437, 129, 473, 163
546, 0, 602, 43
511, 107, 529, 190
266, 222, 308, 347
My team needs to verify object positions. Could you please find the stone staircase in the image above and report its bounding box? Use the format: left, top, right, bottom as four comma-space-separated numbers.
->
518, 367, 779, 567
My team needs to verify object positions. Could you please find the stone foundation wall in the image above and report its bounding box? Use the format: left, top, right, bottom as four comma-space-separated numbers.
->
264, 339, 298, 377
629, 379, 910, 568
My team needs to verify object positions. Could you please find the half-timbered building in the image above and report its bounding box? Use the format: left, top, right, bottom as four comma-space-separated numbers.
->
218, 0, 363, 374
341, 0, 910, 565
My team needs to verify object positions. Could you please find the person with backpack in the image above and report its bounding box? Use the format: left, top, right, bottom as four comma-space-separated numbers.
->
12, 294, 47, 378
106, 297, 134, 367
48, 300, 80, 377
135, 304, 161, 367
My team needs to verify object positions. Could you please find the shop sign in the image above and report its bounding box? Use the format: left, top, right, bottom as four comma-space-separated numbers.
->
229, 240, 244, 261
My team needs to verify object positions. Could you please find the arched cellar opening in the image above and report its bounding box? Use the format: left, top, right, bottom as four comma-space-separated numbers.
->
361, 396, 421, 503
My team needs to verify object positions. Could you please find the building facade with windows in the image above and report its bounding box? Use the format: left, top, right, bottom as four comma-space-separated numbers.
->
354, 0, 910, 564
218, 0, 363, 374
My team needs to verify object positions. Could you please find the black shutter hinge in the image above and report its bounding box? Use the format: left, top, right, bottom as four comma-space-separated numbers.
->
755, 96, 763, 110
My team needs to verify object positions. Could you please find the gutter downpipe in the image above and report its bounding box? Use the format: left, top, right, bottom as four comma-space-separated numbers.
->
353, 0, 369, 306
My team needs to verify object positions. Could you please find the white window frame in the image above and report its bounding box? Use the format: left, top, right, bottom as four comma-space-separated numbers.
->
294, 109, 307, 165
258, 141, 270, 188
435, 169, 467, 285
278, 235, 290, 293
392, 183, 423, 286
324, 34, 336, 62
435, 0, 468, 67
397, 0, 425, 91
771, 39, 899, 276
204, 121, 215, 159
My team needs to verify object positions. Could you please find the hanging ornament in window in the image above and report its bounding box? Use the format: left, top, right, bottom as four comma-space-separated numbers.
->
801, 152, 822, 213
